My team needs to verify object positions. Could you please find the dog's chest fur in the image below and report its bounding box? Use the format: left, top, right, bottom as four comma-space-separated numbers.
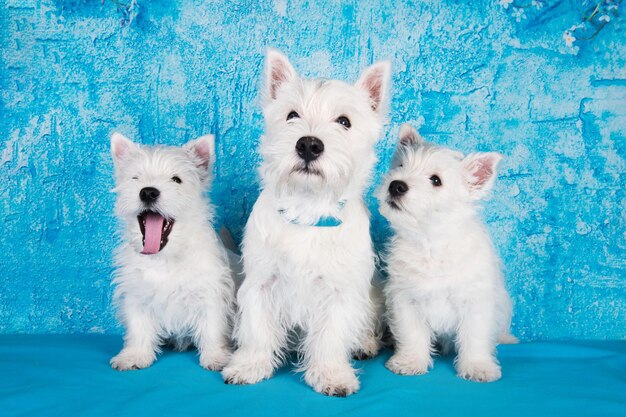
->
114, 232, 231, 335
386, 226, 500, 333
245, 191, 375, 324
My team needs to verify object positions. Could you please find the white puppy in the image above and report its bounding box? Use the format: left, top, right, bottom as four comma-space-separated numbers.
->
378, 124, 517, 383
222, 50, 390, 396
109, 133, 234, 371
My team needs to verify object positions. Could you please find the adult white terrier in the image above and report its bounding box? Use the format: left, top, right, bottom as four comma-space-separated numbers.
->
221, 50, 390, 396
377, 124, 517, 383
109, 133, 234, 371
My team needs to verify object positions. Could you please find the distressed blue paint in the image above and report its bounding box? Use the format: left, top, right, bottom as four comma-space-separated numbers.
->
0, 0, 624, 339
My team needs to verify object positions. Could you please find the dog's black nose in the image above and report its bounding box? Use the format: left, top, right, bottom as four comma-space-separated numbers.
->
139, 187, 160, 204
389, 180, 409, 197
295, 136, 324, 162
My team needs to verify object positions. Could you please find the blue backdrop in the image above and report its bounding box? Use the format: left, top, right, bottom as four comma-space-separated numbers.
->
1, 0, 624, 339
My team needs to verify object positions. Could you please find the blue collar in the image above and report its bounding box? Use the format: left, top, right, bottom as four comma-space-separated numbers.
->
309, 215, 343, 227
278, 200, 346, 228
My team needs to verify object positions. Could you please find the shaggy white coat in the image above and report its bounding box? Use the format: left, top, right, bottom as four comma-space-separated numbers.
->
221, 49, 390, 396
109, 133, 234, 371
377, 124, 517, 383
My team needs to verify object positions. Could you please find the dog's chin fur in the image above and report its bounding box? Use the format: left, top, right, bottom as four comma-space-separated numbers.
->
109, 133, 235, 372
222, 50, 390, 396
377, 124, 516, 383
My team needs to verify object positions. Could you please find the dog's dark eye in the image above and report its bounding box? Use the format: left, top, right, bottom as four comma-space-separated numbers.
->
131, 176, 138, 180
430, 175, 442, 187
171, 176, 182, 184
287, 111, 299, 121
336, 116, 351, 129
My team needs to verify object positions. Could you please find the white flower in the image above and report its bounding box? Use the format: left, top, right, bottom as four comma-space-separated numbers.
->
599, 14, 611, 22
532, 0, 544, 9
499, 0, 514, 9
512, 7, 526, 22
563, 30, 576, 48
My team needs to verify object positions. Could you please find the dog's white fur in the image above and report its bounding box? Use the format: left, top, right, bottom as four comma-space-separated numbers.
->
377, 124, 517, 383
221, 49, 390, 396
109, 133, 234, 371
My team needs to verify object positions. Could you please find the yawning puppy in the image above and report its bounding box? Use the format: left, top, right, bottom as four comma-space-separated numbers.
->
378, 124, 517, 382
221, 49, 390, 396
109, 133, 234, 371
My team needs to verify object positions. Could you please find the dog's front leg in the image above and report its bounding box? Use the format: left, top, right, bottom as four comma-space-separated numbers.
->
385, 292, 433, 375
110, 304, 159, 371
196, 299, 232, 371
302, 295, 364, 397
455, 303, 501, 382
353, 283, 384, 360
222, 276, 285, 384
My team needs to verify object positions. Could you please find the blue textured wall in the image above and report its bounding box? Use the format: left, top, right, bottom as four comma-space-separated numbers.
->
1, 0, 624, 339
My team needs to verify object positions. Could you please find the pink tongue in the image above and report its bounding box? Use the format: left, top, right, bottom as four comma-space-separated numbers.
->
141, 213, 164, 255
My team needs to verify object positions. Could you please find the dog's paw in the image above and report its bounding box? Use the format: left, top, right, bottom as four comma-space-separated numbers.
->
305, 365, 360, 397
456, 359, 501, 382
352, 349, 376, 361
200, 348, 231, 371
352, 334, 381, 360
221, 354, 274, 385
110, 349, 155, 371
385, 353, 432, 376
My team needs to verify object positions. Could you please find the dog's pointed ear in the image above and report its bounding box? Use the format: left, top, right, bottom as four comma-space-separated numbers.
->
462, 152, 503, 199
264, 48, 297, 102
356, 61, 391, 113
110, 132, 138, 163
185, 134, 215, 171
398, 123, 424, 147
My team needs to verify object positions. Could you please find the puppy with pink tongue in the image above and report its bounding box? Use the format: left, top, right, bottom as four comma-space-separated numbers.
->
109, 133, 235, 371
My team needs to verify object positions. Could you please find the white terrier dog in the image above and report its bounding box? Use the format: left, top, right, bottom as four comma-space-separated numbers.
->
109, 133, 234, 371
377, 124, 517, 383
221, 50, 390, 396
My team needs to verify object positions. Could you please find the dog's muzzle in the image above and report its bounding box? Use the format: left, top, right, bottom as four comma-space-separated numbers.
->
295, 136, 324, 163
387, 180, 408, 210
292, 163, 323, 177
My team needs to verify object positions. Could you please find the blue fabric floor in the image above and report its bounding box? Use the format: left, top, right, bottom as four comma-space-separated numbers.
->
1, 335, 624, 416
